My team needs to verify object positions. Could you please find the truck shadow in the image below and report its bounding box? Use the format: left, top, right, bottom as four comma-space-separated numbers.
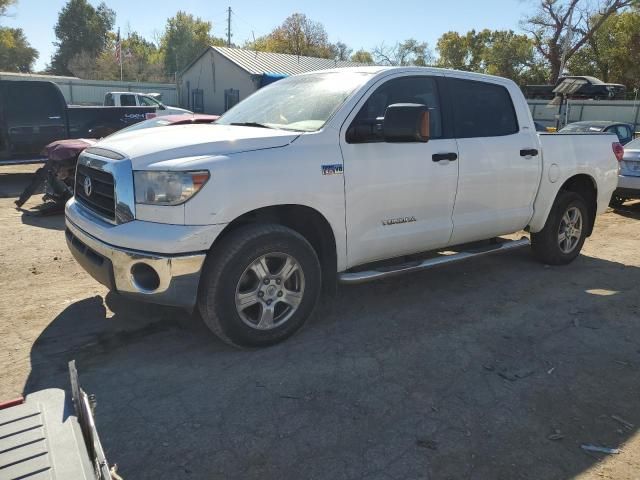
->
611, 201, 640, 220
24, 250, 640, 480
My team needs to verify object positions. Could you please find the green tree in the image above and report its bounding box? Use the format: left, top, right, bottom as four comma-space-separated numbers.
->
161, 11, 224, 74
372, 39, 434, 66
49, 0, 115, 75
0, 27, 38, 71
521, 0, 635, 82
69, 31, 169, 82
568, 11, 640, 90
0, 0, 16, 17
436, 29, 544, 85
351, 49, 373, 63
245, 13, 334, 58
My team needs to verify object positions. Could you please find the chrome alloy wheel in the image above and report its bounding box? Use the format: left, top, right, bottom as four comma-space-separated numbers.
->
235, 253, 305, 330
558, 206, 583, 254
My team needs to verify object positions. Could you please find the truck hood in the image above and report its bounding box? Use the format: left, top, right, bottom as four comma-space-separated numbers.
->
95, 124, 299, 169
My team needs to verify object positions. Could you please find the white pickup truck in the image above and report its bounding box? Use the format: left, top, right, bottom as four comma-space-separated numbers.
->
66, 67, 620, 347
104, 92, 192, 116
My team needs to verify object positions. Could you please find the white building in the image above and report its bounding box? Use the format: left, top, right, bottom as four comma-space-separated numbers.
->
178, 46, 366, 115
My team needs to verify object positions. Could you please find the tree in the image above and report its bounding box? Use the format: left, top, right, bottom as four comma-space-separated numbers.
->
245, 13, 334, 58
0, 27, 38, 71
160, 11, 224, 74
331, 41, 352, 61
69, 31, 169, 82
351, 49, 373, 63
521, 0, 636, 82
49, 0, 115, 75
436, 29, 547, 86
568, 11, 640, 90
372, 39, 434, 66
0, 0, 16, 18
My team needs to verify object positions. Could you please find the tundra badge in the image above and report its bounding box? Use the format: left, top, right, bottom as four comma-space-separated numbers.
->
382, 216, 417, 226
322, 164, 343, 175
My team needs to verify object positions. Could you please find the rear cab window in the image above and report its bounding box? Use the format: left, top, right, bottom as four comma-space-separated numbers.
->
447, 78, 519, 138
120, 94, 137, 107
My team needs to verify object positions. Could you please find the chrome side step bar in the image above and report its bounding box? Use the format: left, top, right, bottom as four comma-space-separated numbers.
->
338, 238, 530, 285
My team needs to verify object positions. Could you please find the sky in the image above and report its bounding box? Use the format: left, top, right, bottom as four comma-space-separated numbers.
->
4, 0, 534, 71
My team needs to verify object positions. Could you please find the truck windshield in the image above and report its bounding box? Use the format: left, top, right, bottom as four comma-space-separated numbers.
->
217, 72, 372, 132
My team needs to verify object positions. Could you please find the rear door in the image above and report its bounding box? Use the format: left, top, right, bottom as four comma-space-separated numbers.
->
4, 81, 67, 159
445, 76, 541, 244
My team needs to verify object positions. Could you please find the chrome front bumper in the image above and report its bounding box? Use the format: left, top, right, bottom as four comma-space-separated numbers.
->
65, 218, 206, 309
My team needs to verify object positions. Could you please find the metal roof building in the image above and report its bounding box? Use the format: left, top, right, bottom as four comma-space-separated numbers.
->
179, 46, 367, 114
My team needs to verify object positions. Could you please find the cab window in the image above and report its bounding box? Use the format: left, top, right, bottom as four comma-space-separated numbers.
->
448, 78, 519, 138
120, 94, 137, 106
347, 76, 443, 143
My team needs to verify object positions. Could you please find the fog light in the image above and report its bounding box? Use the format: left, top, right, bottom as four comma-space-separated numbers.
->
131, 263, 160, 291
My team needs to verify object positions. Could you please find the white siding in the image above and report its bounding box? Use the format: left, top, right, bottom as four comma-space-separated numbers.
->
179, 50, 258, 115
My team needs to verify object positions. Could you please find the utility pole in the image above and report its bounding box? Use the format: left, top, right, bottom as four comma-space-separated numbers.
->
226, 7, 232, 47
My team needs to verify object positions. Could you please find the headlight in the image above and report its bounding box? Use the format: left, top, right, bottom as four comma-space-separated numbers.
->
134, 170, 210, 206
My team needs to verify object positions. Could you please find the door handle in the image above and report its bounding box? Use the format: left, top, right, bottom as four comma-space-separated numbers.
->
48, 116, 62, 120
520, 148, 538, 157
432, 152, 458, 162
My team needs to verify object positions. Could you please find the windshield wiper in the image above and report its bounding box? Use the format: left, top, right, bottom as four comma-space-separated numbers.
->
229, 122, 273, 129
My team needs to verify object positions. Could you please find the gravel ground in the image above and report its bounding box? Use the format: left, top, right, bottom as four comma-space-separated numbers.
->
1, 164, 640, 480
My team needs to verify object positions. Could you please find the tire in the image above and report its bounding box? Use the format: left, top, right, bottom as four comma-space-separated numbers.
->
197, 224, 322, 348
609, 195, 626, 209
531, 191, 589, 265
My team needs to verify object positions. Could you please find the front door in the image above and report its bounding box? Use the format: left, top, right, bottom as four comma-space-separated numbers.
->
340, 74, 459, 268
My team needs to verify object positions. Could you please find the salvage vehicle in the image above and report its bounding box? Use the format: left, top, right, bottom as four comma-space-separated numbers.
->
523, 75, 626, 100
104, 92, 192, 116
0, 361, 117, 479
610, 136, 640, 208
0, 80, 156, 164
14, 115, 218, 213
64, 67, 620, 348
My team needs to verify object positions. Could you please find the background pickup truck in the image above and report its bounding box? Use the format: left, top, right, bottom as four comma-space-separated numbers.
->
104, 91, 192, 116
64, 66, 620, 348
0, 80, 156, 164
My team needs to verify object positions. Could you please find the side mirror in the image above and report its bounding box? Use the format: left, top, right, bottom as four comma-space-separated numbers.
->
383, 103, 430, 143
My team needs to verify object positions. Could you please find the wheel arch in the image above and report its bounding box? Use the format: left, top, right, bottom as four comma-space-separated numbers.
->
211, 204, 338, 295
558, 174, 598, 236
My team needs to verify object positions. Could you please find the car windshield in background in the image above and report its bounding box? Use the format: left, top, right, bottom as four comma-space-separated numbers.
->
217, 72, 373, 132
626, 137, 640, 149
560, 124, 603, 133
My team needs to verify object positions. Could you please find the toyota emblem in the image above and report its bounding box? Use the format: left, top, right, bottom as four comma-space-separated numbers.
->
83, 176, 92, 197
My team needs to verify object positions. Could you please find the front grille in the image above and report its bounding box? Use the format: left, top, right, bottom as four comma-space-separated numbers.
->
75, 164, 115, 221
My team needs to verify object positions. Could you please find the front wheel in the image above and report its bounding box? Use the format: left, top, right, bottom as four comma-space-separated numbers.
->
531, 191, 589, 265
198, 224, 321, 348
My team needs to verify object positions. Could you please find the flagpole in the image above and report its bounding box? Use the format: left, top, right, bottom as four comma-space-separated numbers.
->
119, 29, 123, 81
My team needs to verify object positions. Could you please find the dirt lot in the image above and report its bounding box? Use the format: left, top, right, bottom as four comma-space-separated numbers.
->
1, 164, 640, 480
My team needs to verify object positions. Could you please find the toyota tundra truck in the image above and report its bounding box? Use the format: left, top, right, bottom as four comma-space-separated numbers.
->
64, 67, 620, 347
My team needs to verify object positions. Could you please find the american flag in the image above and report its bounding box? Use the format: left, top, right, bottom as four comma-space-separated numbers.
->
115, 28, 121, 63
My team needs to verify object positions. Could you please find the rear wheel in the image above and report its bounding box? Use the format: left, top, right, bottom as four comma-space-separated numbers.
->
198, 224, 321, 348
531, 191, 589, 265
